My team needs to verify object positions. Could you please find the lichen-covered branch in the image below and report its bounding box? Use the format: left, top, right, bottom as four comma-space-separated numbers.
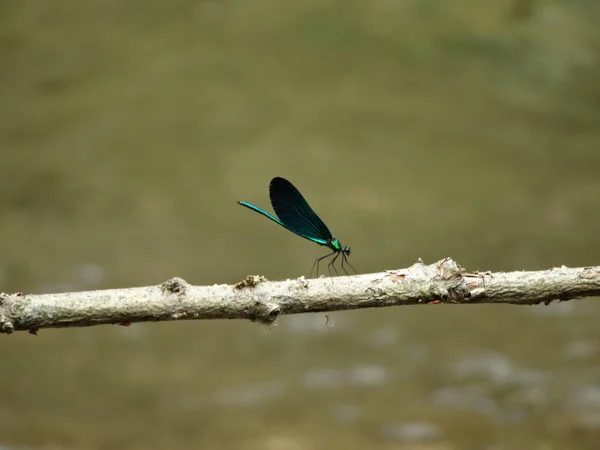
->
1, 258, 599, 334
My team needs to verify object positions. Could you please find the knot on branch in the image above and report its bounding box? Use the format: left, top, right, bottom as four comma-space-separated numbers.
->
435, 258, 470, 302
0, 316, 15, 334
0, 294, 15, 334
161, 277, 189, 296
250, 301, 280, 326
234, 275, 268, 289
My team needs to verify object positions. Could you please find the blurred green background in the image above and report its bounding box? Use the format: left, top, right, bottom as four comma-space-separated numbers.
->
1, 0, 600, 448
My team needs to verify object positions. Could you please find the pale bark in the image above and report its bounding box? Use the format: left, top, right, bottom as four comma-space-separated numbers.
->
1, 258, 599, 334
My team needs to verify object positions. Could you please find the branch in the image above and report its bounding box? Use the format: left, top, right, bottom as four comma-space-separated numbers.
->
1, 258, 599, 334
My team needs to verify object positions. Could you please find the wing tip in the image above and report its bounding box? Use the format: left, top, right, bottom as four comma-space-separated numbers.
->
270, 176, 290, 187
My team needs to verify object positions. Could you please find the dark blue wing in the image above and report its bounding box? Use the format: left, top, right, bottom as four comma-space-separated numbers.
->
269, 177, 332, 244
238, 200, 329, 246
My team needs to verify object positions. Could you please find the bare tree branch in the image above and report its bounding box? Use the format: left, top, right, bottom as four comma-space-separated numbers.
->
1, 258, 599, 334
